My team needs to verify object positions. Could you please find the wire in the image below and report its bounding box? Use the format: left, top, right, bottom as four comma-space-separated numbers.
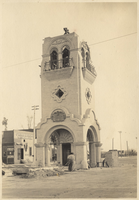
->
3, 58, 41, 69
2, 32, 137, 69
89, 32, 137, 46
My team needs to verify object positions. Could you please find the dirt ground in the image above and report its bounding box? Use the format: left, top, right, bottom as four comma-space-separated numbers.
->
2, 156, 137, 198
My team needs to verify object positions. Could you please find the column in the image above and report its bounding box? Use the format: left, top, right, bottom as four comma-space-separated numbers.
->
75, 142, 88, 169
58, 53, 62, 69
95, 142, 102, 163
60, 144, 62, 165
57, 144, 60, 164
45, 144, 51, 166
36, 145, 45, 167
90, 142, 96, 167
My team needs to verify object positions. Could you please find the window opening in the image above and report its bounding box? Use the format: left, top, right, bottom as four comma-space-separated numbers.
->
62, 48, 69, 68
56, 89, 64, 98
29, 147, 32, 156
50, 51, 58, 70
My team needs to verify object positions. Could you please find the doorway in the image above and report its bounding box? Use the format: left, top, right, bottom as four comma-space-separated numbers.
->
62, 143, 71, 165
21, 148, 24, 159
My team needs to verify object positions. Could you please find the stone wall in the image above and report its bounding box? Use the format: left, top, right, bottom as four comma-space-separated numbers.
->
105, 150, 118, 167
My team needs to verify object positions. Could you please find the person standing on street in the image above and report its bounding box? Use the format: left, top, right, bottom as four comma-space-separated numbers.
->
67, 152, 75, 171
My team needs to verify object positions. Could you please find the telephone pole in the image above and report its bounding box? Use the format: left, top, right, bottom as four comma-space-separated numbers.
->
112, 138, 114, 150
126, 141, 128, 156
32, 105, 39, 162
119, 131, 122, 157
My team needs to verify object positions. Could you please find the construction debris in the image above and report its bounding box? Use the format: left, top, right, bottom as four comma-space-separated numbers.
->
12, 167, 65, 178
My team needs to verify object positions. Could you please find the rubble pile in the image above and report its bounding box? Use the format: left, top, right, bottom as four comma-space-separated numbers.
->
13, 167, 65, 178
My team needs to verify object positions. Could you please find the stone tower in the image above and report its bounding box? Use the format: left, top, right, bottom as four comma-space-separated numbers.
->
35, 29, 102, 168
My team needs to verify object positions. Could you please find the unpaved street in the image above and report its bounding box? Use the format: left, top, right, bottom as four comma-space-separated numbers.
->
2, 156, 137, 198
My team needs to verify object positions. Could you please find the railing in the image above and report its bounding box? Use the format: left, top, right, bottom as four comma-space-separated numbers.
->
86, 63, 97, 76
82, 60, 97, 76
44, 58, 74, 71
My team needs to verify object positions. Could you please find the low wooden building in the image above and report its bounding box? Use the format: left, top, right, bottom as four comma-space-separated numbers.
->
2, 129, 33, 164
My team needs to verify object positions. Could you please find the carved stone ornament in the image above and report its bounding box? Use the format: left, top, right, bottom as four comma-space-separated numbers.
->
52, 85, 68, 103
52, 39, 68, 45
81, 41, 90, 52
85, 88, 92, 104
51, 109, 66, 122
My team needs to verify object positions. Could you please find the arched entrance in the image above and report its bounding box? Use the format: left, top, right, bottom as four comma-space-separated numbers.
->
45, 128, 74, 166
87, 126, 98, 167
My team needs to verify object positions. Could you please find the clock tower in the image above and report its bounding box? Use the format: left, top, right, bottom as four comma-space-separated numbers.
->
35, 29, 102, 168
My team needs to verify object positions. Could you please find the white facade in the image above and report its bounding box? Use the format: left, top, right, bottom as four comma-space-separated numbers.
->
35, 31, 102, 168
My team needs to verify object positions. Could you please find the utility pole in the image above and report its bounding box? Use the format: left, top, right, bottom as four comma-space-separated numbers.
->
112, 138, 114, 150
119, 131, 122, 157
126, 141, 128, 156
32, 105, 39, 162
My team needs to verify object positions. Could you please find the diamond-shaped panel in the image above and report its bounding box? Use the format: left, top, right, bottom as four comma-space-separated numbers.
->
52, 85, 68, 103
55, 89, 64, 98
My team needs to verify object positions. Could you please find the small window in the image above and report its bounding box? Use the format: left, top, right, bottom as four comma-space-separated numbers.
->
29, 147, 32, 156
17, 148, 21, 160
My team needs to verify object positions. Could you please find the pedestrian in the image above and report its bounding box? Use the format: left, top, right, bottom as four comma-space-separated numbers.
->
103, 159, 105, 167
67, 152, 75, 171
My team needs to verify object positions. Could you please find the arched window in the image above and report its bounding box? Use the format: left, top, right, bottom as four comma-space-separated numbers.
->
62, 48, 70, 68
81, 48, 85, 59
50, 51, 58, 70
86, 52, 91, 71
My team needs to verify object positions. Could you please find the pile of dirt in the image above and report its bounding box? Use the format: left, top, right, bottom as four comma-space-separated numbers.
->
20, 168, 65, 178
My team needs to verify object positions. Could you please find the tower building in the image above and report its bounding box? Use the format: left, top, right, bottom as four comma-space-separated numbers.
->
35, 29, 102, 168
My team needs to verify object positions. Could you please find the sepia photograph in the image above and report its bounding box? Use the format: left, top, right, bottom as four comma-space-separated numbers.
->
1, 1, 138, 199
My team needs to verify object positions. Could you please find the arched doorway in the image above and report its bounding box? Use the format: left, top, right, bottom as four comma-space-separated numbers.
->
87, 126, 98, 167
46, 128, 74, 166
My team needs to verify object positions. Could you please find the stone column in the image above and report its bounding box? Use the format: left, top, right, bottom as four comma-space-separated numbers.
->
95, 142, 102, 163
58, 53, 62, 69
35, 142, 46, 167
74, 142, 88, 169
45, 144, 51, 166
90, 142, 96, 167
60, 143, 62, 165
57, 144, 60, 164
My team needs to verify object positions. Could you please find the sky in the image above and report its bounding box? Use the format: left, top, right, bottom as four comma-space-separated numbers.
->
1, 2, 138, 151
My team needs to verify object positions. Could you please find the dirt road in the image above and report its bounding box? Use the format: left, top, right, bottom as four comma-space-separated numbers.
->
2, 156, 137, 198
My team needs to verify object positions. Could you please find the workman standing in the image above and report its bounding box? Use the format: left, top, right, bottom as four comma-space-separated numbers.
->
67, 152, 75, 171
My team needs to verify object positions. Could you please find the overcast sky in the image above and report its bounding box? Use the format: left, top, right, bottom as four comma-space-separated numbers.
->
1, 2, 138, 151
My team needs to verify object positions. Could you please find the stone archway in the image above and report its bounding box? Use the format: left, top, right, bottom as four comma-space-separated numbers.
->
45, 127, 75, 166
